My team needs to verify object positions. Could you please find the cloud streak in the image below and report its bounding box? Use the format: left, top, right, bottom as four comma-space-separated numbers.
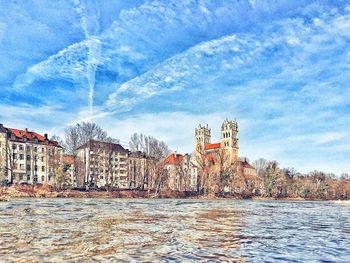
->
1, 0, 350, 174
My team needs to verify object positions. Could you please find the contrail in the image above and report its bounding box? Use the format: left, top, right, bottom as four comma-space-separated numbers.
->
74, 0, 101, 119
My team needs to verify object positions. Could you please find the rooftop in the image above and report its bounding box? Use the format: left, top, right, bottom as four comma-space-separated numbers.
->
204, 143, 221, 150
164, 153, 184, 165
0, 124, 61, 147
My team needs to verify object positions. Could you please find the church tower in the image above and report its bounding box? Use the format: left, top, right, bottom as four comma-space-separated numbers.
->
220, 118, 239, 162
195, 124, 211, 153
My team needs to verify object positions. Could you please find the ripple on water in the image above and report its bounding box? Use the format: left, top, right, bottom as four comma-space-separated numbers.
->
0, 199, 350, 262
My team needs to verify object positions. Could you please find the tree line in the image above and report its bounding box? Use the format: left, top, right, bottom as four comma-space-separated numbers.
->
189, 153, 350, 200
2, 121, 349, 200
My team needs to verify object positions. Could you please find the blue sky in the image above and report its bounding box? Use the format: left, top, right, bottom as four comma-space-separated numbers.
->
0, 0, 349, 174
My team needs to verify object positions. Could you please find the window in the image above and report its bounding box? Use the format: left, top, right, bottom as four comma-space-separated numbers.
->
41, 148, 44, 153
12, 153, 17, 160
34, 147, 37, 152
20, 154, 24, 160
42, 166, 45, 172
20, 174, 23, 181
12, 144, 17, 150
26, 165, 31, 171
27, 174, 30, 181
41, 176, 44, 182
26, 155, 30, 161
20, 164, 25, 170
34, 165, 38, 171
19, 145, 24, 151
41, 156, 44, 162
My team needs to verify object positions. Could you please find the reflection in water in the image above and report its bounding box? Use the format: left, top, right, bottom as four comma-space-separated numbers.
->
0, 199, 349, 262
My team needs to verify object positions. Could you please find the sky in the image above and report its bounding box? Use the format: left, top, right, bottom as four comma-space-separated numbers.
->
0, 0, 349, 174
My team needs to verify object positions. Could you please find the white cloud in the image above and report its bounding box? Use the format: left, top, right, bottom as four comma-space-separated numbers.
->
288, 132, 348, 145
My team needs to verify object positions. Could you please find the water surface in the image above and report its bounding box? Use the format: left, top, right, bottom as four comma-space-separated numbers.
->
0, 199, 349, 262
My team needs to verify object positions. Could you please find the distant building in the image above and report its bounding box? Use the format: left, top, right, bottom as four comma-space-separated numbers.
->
238, 158, 257, 177
0, 123, 62, 185
193, 118, 256, 178
163, 152, 198, 191
194, 118, 239, 163
128, 151, 149, 190
76, 139, 129, 189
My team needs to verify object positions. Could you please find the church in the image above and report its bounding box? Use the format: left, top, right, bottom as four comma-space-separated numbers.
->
194, 118, 239, 164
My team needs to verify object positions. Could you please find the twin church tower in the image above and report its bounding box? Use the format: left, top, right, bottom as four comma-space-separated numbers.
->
194, 119, 239, 163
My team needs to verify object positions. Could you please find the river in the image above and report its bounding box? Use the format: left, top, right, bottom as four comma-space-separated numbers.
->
0, 199, 349, 262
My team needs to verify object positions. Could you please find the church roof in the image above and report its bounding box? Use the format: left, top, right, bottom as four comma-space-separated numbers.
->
204, 143, 221, 150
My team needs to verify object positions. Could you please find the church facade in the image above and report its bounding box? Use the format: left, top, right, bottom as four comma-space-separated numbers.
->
194, 118, 239, 163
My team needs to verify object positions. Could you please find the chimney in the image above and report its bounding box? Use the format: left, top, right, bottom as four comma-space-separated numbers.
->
25, 128, 28, 133
174, 151, 177, 158
44, 134, 48, 140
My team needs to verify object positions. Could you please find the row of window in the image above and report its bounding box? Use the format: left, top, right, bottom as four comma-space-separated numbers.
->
13, 174, 50, 182
12, 153, 45, 162
11, 144, 57, 155
97, 175, 127, 180
12, 144, 44, 152
90, 156, 126, 162
90, 168, 126, 173
16, 164, 45, 172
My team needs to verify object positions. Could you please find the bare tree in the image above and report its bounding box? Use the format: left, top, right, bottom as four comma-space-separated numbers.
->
253, 158, 268, 178
129, 133, 141, 152
0, 140, 19, 184
129, 133, 171, 159
64, 122, 119, 155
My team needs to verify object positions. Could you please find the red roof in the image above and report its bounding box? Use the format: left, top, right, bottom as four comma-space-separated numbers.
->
64, 155, 74, 164
204, 143, 221, 150
7, 128, 46, 141
240, 160, 255, 169
5, 127, 60, 147
164, 153, 184, 165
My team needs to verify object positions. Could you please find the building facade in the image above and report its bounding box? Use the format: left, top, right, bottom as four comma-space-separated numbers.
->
0, 124, 62, 185
76, 139, 129, 189
163, 152, 198, 191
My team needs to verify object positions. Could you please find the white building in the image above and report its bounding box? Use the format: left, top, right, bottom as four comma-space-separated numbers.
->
76, 139, 129, 189
0, 124, 62, 185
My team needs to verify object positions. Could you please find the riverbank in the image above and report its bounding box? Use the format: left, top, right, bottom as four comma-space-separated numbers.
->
0, 184, 193, 199
1, 184, 349, 201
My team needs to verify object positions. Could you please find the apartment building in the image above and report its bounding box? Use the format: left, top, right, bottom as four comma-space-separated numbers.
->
0, 124, 62, 185
76, 139, 129, 189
